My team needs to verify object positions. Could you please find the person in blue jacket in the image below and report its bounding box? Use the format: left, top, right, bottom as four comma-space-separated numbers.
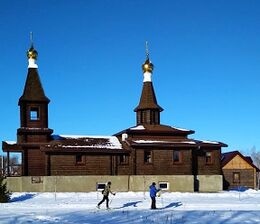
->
149, 182, 161, 209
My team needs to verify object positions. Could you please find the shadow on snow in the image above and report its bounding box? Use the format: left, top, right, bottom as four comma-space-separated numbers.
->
115, 200, 142, 209
11, 193, 37, 202
162, 201, 182, 209
229, 187, 250, 192
113, 200, 182, 210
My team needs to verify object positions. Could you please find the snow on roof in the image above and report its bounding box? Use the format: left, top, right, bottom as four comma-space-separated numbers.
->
130, 125, 145, 130
133, 140, 196, 144
4, 141, 17, 145
51, 135, 122, 149
200, 140, 220, 145
134, 140, 166, 144
171, 126, 191, 132
20, 127, 50, 130
179, 141, 196, 144
60, 135, 116, 139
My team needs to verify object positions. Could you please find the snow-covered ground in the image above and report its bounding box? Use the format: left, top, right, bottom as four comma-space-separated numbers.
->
1, 190, 260, 223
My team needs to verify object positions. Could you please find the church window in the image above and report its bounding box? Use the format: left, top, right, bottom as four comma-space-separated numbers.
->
151, 111, 158, 124
141, 111, 146, 123
173, 150, 182, 163
233, 172, 240, 184
205, 151, 213, 164
30, 107, 39, 121
119, 155, 128, 164
144, 151, 152, 164
75, 153, 85, 165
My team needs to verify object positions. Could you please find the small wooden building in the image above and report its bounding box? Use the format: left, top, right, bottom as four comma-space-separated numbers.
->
2, 43, 227, 191
222, 151, 259, 189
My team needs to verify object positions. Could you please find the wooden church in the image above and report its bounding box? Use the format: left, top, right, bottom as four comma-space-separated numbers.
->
2, 42, 227, 181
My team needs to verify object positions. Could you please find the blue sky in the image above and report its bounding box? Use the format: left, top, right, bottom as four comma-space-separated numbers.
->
0, 0, 260, 155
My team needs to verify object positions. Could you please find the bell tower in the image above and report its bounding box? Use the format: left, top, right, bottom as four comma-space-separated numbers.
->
134, 42, 163, 125
17, 34, 53, 143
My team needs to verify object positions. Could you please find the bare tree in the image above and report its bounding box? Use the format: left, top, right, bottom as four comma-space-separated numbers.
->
250, 146, 260, 189
0, 156, 4, 177
9, 155, 21, 176
0, 154, 22, 177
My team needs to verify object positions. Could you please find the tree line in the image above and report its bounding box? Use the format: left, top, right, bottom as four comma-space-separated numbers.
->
0, 155, 21, 177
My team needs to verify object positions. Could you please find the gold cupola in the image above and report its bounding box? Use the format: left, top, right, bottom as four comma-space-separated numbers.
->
27, 45, 38, 60
27, 32, 38, 68
142, 58, 154, 73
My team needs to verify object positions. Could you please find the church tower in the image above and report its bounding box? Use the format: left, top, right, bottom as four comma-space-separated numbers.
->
134, 42, 163, 125
17, 36, 53, 143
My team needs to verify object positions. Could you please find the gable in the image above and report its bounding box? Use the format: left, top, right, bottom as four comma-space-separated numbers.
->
223, 155, 254, 170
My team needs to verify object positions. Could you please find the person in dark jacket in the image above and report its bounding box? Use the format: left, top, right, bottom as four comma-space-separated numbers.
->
97, 181, 115, 209
149, 182, 160, 209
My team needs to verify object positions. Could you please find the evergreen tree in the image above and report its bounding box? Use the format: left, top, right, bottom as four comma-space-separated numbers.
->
0, 177, 11, 203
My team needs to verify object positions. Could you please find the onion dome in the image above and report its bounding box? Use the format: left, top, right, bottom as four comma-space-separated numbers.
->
27, 45, 38, 60
142, 58, 154, 73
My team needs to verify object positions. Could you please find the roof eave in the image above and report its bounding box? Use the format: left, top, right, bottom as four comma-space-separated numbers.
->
40, 146, 128, 154
130, 143, 198, 148
2, 141, 22, 152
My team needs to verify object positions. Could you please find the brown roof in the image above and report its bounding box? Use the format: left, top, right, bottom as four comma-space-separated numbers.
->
2, 141, 22, 152
222, 151, 260, 171
134, 82, 163, 112
115, 123, 227, 148
127, 138, 226, 148
127, 139, 197, 148
17, 127, 53, 135
245, 156, 253, 164
40, 135, 128, 154
115, 124, 195, 136
19, 68, 50, 105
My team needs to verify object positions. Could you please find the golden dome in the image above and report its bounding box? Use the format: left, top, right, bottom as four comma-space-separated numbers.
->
142, 58, 154, 73
27, 45, 38, 60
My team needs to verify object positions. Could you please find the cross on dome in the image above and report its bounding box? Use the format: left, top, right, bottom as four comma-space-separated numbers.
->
142, 41, 153, 73
27, 32, 38, 68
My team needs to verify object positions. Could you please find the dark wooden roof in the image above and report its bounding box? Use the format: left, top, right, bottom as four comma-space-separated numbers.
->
126, 138, 227, 148
17, 127, 53, 134
2, 141, 48, 152
245, 156, 253, 164
115, 124, 227, 148
115, 124, 195, 136
2, 141, 22, 152
222, 151, 260, 171
19, 68, 50, 105
40, 135, 128, 154
134, 82, 163, 112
